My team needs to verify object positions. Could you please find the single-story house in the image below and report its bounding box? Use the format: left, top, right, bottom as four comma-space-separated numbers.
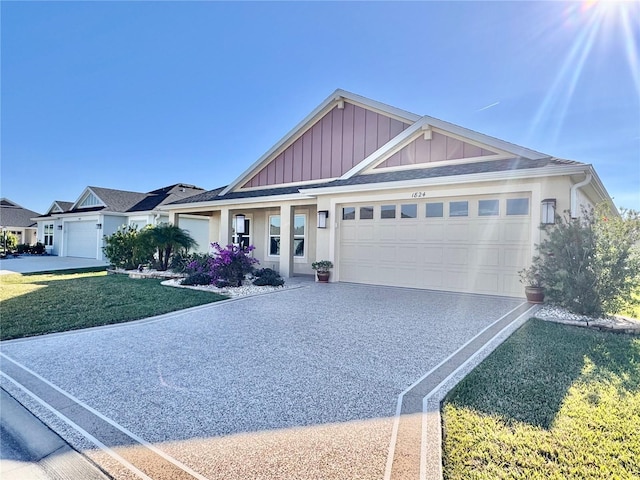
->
0, 198, 41, 246
35, 184, 209, 259
161, 89, 614, 298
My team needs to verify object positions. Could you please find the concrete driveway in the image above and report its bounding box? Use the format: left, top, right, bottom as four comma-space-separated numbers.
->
0, 255, 108, 274
0, 283, 529, 479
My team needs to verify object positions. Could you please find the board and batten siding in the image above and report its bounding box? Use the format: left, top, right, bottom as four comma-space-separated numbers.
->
375, 131, 497, 169
242, 102, 411, 188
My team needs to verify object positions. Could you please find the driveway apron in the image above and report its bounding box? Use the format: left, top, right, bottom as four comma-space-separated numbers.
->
0, 283, 524, 479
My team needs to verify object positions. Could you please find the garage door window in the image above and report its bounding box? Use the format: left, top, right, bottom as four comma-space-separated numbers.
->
426, 202, 444, 218
381, 205, 396, 219
478, 199, 499, 216
359, 206, 374, 220
342, 207, 356, 220
449, 201, 468, 217
507, 198, 529, 215
401, 204, 417, 219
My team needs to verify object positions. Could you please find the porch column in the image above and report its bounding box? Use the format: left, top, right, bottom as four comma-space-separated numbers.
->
219, 208, 231, 246
279, 204, 294, 278
168, 211, 178, 225
208, 213, 219, 253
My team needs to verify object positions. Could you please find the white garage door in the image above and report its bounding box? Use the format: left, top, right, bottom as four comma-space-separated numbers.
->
65, 221, 97, 258
339, 196, 531, 297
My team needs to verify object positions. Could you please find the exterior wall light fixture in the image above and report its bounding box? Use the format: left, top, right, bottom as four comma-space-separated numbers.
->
541, 199, 556, 225
317, 210, 329, 228
234, 214, 246, 234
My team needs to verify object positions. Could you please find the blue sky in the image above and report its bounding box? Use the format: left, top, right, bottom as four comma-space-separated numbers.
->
2, 1, 639, 214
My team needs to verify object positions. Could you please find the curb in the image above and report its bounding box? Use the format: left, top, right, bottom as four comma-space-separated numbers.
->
0, 388, 111, 480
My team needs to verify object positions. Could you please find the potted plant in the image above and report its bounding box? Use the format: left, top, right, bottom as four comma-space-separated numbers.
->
311, 260, 333, 283
518, 261, 544, 304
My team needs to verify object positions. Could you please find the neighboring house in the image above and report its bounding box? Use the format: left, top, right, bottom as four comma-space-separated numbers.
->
35, 184, 208, 259
162, 89, 614, 298
0, 198, 41, 246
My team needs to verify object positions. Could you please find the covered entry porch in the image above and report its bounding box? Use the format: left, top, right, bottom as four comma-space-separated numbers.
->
168, 199, 321, 278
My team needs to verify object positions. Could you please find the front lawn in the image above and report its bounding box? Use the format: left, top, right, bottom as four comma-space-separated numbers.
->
442, 319, 640, 479
0, 269, 226, 340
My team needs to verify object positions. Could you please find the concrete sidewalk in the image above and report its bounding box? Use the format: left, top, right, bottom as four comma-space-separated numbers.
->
0, 389, 110, 480
0, 256, 108, 275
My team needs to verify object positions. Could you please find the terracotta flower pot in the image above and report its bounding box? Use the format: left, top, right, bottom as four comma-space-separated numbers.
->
316, 271, 330, 283
525, 286, 545, 304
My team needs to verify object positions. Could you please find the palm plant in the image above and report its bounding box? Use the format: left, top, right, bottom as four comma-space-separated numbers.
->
142, 223, 197, 271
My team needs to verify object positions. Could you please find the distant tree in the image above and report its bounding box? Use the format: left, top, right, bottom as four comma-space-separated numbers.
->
141, 223, 197, 271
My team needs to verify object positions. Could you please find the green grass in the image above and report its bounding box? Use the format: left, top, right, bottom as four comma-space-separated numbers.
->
0, 269, 227, 340
442, 319, 640, 479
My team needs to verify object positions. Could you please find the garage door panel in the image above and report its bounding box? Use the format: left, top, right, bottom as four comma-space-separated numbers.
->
445, 247, 469, 266
422, 246, 444, 265
472, 222, 501, 242
503, 221, 530, 242
444, 270, 469, 290
472, 272, 500, 294
422, 223, 445, 241
66, 221, 97, 258
504, 247, 529, 267
378, 225, 397, 241
397, 224, 419, 240
475, 247, 500, 267
339, 196, 530, 297
446, 223, 469, 241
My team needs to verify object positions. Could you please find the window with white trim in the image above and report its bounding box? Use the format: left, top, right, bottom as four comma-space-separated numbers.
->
44, 224, 54, 246
268, 214, 306, 257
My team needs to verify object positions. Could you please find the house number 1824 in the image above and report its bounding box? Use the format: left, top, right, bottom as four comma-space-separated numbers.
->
411, 192, 426, 198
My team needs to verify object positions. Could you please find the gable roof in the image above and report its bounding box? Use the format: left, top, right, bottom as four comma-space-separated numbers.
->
219, 90, 549, 197
38, 184, 207, 218
0, 198, 41, 228
46, 201, 74, 215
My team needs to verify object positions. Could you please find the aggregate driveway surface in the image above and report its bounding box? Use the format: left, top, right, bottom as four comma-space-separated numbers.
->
0, 283, 523, 479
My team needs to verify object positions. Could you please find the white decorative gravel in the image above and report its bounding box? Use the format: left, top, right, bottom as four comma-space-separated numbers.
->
536, 304, 640, 331
161, 277, 293, 297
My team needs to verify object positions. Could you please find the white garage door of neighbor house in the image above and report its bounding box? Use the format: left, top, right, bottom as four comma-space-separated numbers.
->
339, 196, 532, 297
65, 221, 97, 258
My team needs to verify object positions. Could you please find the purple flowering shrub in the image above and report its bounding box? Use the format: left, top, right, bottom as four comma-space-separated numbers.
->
185, 243, 259, 287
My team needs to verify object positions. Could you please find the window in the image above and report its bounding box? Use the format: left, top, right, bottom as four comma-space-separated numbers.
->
294, 214, 305, 257
232, 217, 251, 249
381, 205, 396, 219
400, 204, 417, 219
359, 206, 374, 220
426, 202, 444, 218
268, 214, 306, 257
507, 198, 530, 215
342, 207, 356, 220
44, 224, 54, 246
449, 201, 468, 217
478, 199, 499, 216
269, 215, 280, 255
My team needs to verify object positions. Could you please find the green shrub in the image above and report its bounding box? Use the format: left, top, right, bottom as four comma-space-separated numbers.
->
534, 205, 640, 317
253, 268, 284, 286
15, 243, 30, 254
30, 242, 46, 255
103, 225, 155, 270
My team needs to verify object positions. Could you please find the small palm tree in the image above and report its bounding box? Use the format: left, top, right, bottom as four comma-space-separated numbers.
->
142, 223, 197, 271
